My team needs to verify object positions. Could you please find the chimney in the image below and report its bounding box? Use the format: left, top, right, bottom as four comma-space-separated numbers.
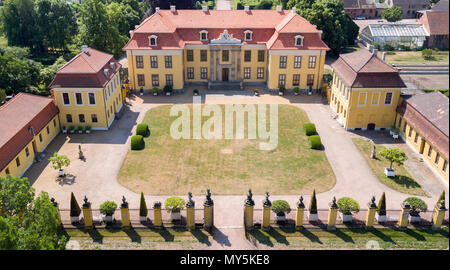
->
103, 68, 109, 77
276, 5, 282, 12
135, 25, 139, 29
202, 5, 208, 12
318, 30, 323, 39
244, 5, 250, 12
382, 52, 386, 61
292, 7, 297, 14
373, 49, 378, 56
155, 7, 160, 13
170, 5, 176, 13
368, 45, 374, 52
81, 45, 88, 54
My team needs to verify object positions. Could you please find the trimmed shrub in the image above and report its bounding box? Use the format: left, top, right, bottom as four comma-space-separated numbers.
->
272, 200, 291, 216
163, 84, 173, 93
337, 197, 360, 215
278, 86, 286, 92
293, 87, 300, 94
139, 192, 148, 217
422, 48, 433, 60
131, 135, 144, 150
136, 123, 150, 137
377, 192, 386, 216
309, 189, 317, 214
70, 192, 81, 217
99, 201, 118, 216
152, 87, 158, 94
164, 197, 186, 213
303, 123, 317, 136
404, 197, 427, 216
309, 135, 322, 150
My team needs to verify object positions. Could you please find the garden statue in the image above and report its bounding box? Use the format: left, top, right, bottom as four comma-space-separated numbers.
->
439, 200, 446, 210
78, 145, 84, 160
297, 196, 305, 208
187, 192, 195, 207
82, 195, 90, 208
245, 189, 255, 206
51, 197, 58, 208
121, 196, 128, 208
370, 196, 377, 208
263, 192, 272, 207
330, 196, 338, 208
204, 189, 214, 206
371, 144, 376, 159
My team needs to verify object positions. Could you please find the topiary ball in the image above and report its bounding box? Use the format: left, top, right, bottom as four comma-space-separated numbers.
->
131, 135, 144, 150
303, 123, 317, 136
309, 135, 322, 150
136, 123, 150, 137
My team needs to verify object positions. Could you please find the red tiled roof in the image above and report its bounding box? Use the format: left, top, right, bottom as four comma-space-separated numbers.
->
397, 92, 449, 159
49, 47, 121, 88
420, 11, 449, 35
124, 9, 329, 51
0, 93, 59, 171
331, 49, 406, 88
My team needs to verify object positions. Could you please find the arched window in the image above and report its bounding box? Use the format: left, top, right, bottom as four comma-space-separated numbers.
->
244, 30, 253, 41
200, 30, 208, 41
295, 35, 304, 46
149, 35, 158, 46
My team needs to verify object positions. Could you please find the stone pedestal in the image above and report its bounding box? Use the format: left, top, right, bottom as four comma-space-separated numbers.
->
296, 196, 305, 229
82, 207, 93, 230
398, 202, 411, 229
262, 205, 271, 230
204, 205, 214, 230
121, 207, 130, 228
153, 202, 162, 228
186, 206, 195, 230
244, 205, 254, 229
432, 200, 447, 230
365, 197, 378, 230
327, 197, 339, 231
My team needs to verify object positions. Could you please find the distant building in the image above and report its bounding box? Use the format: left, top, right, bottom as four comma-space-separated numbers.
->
395, 91, 449, 183
386, 0, 430, 19
360, 22, 428, 50
417, 1, 449, 50
343, 0, 379, 19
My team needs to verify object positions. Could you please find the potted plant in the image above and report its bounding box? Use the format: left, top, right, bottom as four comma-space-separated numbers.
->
337, 197, 360, 222
152, 87, 158, 96
254, 90, 259, 96
293, 87, 300, 96
404, 197, 427, 223
391, 127, 400, 139
164, 85, 173, 96
69, 126, 75, 134
308, 86, 313, 95
77, 126, 83, 134
140, 87, 144, 96
100, 200, 118, 224
139, 192, 148, 223
380, 148, 408, 178
375, 192, 387, 223
70, 192, 81, 223
272, 200, 291, 222
308, 189, 318, 221
164, 196, 185, 221
278, 86, 285, 96
85, 126, 91, 134
48, 152, 70, 177
62, 126, 67, 134
193, 89, 199, 96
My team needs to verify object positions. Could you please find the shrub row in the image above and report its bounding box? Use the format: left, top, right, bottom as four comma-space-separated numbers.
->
136, 123, 150, 137
303, 122, 322, 149
131, 135, 144, 150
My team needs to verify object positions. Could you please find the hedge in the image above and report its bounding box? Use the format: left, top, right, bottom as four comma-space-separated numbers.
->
309, 135, 322, 150
131, 135, 144, 150
136, 123, 150, 137
303, 123, 317, 136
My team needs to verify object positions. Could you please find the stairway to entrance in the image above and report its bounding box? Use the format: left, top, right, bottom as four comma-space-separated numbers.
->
209, 81, 242, 90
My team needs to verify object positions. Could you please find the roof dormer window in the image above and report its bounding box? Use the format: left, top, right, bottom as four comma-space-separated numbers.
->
200, 30, 208, 41
244, 30, 252, 41
149, 35, 158, 46
295, 35, 304, 46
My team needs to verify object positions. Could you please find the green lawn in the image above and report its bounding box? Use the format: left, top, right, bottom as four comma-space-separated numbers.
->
340, 45, 361, 54
118, 105, 336, 195
424, 88, 449, 97
352, 138, 427, 196
247, 227, 449, 249
384, 51, 449, 64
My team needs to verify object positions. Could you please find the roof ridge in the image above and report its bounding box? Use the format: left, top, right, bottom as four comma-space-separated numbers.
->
275, 12, 296, 32
0, 93, 51, 112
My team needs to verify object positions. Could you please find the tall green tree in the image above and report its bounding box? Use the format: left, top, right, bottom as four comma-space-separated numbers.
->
381, 5, 403, 22
0, 175, 35, 217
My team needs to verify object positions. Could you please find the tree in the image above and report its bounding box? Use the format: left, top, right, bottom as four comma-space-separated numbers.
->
377, 192, 386, 216
0, 216, 19, 250
39, 57, 67, 88
381, 5, 403, 22
48, 152, 70, 172
309, 189, 317, 214
288, 0, 359, 53
379, 147, 408, 170
0, 89, 6, 103
0, 175, 35, 217
139, 192, 148, 217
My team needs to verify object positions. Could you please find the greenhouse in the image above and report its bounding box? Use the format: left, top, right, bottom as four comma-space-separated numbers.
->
360, 22, 429, 50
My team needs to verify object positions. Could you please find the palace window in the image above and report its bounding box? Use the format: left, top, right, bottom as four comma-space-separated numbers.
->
88, 93, 96, 105
279, 56, 287, 68
187, 50, 194, 62
91, 114, 98, 123
150, 56, 158, 68
244, 30, 253, 41
25, 147, 29, 157
295, 35, 304, 46
294, 56, 302, 68
165, 56, 172, 68
200, 68, 208, 79
66, 114, 72, 123
403, 122, 407, 133
293, 74, 300, 86
258, 50, 265, 62
46, 126, 50, 135
397, 117, 402, 128
408, 127, 413, 137
16, 157, 20, 168
166, 74, 173, 86
308, 56, 316, 69
187, 67, 194, 79
200, 50, 207, 62
75, 93, 83, 105
428, 146, 433, 158
152, 74, 159, 86
278, 74, 286, 87
222, 50, 229, 62
443, 160, 448, 173
5, 168, 10, 175
137, 74, 145, 86
414, 133, 419, 143
384, 92, 393, 105
200, 30, 208, 41
435, 153, 440, 165
244, 50, 251, 62
53, 119, 56, 128
257, 67, 264, 79
39, 134, 42, 143
136, 56, 144, 68
79, 114, 85, 123
244, 67, 251, 79
62, 93, 70, 105
307, 74, 315, 86
149, 35, 157, 46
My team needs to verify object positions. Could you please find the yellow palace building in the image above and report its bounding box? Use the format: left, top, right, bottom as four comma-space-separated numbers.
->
123, 5, 329, 92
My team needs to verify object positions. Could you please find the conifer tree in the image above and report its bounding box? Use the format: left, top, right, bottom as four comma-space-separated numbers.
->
70, 192, 81, 217
377, 192, 386, 216
309, 189, 317, 214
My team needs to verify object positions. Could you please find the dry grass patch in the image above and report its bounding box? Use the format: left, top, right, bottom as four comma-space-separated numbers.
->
118, 105, 336, 195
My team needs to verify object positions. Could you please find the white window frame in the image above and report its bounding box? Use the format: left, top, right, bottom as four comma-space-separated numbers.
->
371, 91, 380, 106
244, 30, 253, 41
75, 92, 83, 106
149, 35, 158, 46
62, 92, 70, 106
384, 92, 393, 105
200, 30, 208, 41
357, 92, 368, 107
88, 92, 96, 106
295, 35, 304, 46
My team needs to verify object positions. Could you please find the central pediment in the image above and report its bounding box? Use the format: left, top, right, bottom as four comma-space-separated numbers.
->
210, 30, 242, 45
